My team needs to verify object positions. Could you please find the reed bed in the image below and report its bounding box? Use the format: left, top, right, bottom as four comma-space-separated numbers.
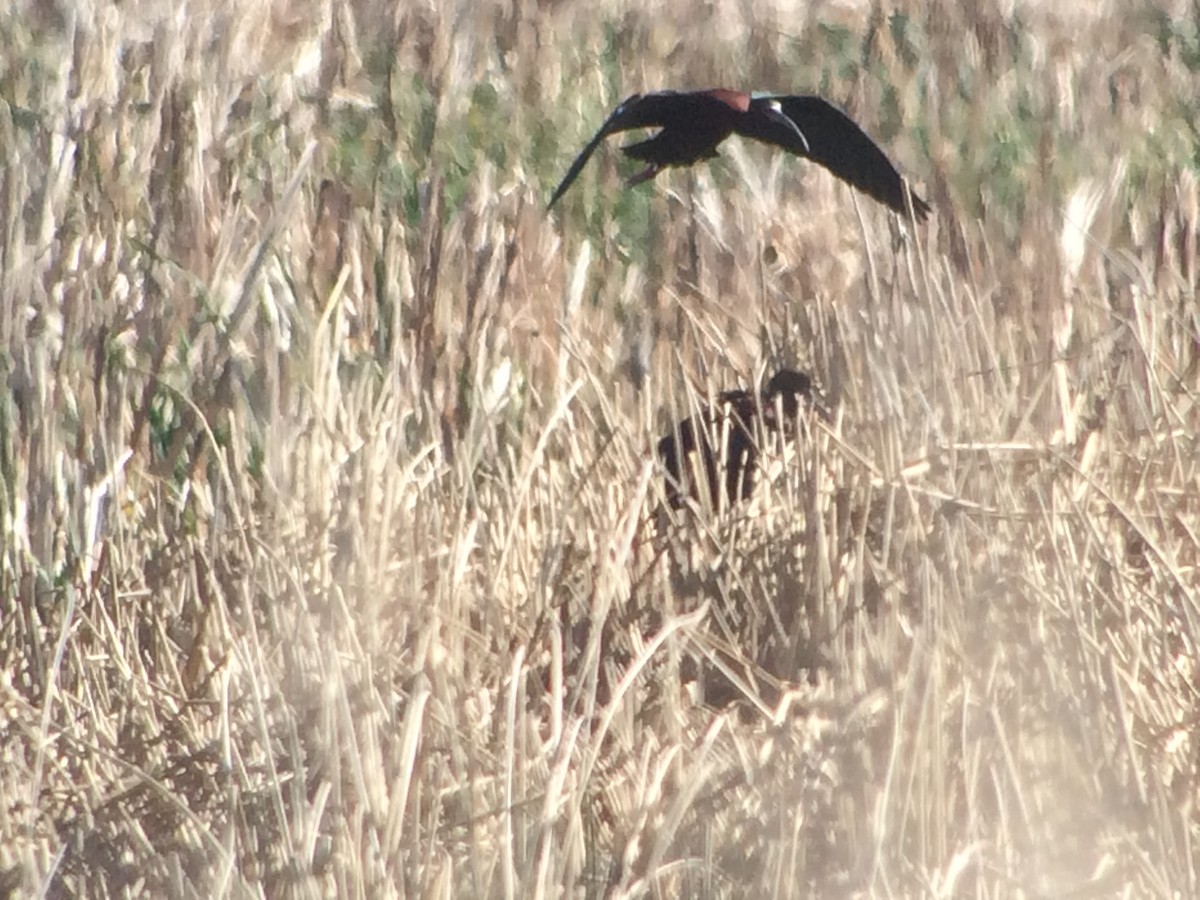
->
1, 0, 1198, 895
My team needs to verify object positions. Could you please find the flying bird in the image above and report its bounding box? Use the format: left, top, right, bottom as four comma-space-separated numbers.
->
548, 88, 930, 219
658, 368, 827, 510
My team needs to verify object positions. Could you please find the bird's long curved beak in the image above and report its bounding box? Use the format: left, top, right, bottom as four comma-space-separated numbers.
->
764, 101, 810, 154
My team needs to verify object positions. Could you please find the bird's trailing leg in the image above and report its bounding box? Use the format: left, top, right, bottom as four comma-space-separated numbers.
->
624, 163, 660, 188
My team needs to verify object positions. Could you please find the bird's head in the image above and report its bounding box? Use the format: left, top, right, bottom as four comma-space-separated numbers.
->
765, 368, 832, 422
752, 96, 811, 154
613, 93, 643, 114
765, 369, 812, 401
603, 93, 646, 129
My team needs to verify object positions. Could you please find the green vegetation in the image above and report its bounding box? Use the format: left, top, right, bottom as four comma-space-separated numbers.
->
2, 0, 1198, 896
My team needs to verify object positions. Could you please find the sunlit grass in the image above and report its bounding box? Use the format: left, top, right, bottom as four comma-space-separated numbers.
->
2, 0, 1199, 897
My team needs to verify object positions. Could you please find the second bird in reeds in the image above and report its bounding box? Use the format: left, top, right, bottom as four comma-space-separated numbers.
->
658, 369, 825, 510
548, 88, 930, 219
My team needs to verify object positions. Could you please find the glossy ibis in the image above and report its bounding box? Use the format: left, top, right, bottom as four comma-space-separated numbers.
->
658, 368, 826, 510
548, 89, 930, 219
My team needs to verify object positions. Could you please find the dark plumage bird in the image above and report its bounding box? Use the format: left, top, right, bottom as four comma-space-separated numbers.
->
658, 369, 825, 510
548, 89, 930, 219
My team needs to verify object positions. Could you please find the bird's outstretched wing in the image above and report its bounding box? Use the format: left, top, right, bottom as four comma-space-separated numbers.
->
547, 94, 648, 210
749, 95, 930, 219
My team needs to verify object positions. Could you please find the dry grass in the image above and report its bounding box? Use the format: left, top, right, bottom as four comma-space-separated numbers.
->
2, 0, 1199, 896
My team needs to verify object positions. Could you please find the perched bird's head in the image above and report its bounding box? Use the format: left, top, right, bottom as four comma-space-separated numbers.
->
765, 369, 812, 399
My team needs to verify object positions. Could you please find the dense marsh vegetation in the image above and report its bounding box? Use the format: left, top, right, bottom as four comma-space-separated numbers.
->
2, 0, 1199, 895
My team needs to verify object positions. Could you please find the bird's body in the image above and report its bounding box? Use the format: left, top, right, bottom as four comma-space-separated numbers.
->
618, 90, 751, 167
548, 88, 930, 219
658, 369, 824, 510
